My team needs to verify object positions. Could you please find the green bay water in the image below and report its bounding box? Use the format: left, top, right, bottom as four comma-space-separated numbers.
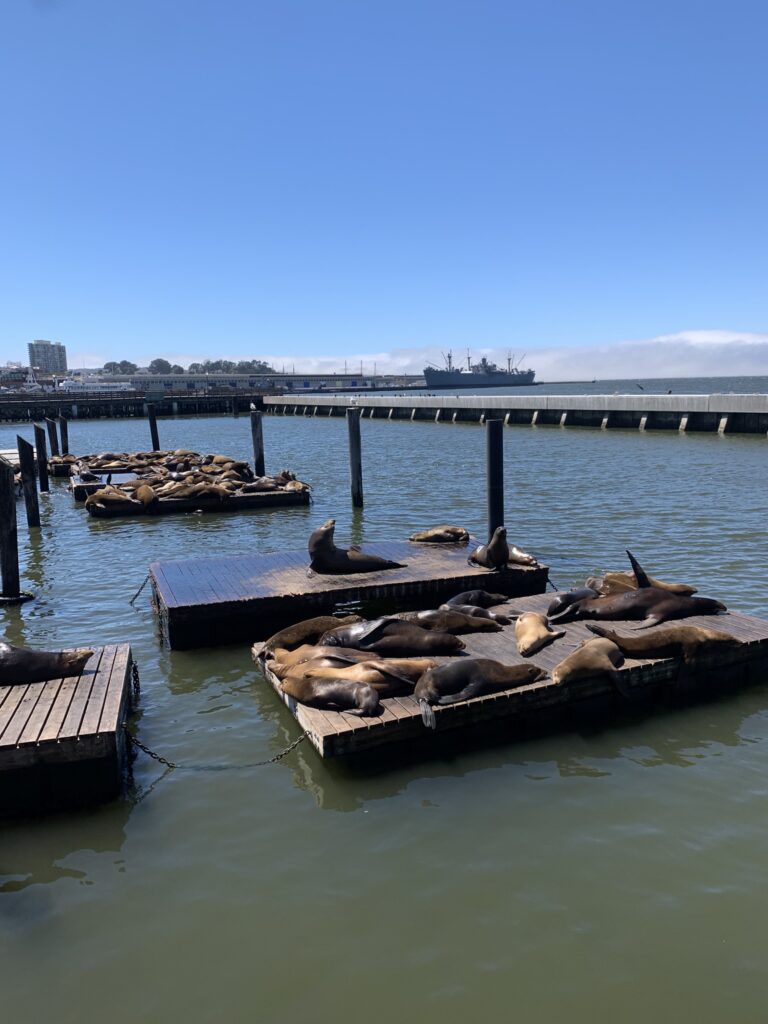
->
1, 405, 767, 1023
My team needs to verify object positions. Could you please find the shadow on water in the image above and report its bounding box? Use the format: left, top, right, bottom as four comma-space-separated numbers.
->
280, 674, 768, 811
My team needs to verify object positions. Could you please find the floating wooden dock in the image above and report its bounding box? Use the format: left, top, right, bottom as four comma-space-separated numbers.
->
0, 644, 134, 815
150, 542, 549, 649
70, 472, 139, 500
86, 488, 310, 518
252, 593, 768, 757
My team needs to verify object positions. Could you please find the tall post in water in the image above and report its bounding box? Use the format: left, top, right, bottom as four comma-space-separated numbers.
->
33, 423, 49, 492
16, 437, 40, 529
147, 403, 160, 452
45, 417, 60, 457
346, 406, 364, 508
486, 418, 504, 541
250, 400, 265, 476
58, 415, 70, 455
0, 457, 31, 604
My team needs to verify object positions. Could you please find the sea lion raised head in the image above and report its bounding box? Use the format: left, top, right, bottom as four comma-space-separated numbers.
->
468, 527, 509, 570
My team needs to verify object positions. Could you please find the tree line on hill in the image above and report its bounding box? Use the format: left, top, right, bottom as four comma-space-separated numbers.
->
102, 358, 276, 375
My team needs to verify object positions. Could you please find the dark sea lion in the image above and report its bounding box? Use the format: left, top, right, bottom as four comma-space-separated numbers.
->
308, 519, 406, 574
552, 637, 624, 687
438, 603, 511, 625
515, 612, 566, 656
415, 659, 545, 728
0, 643, 94, 685
585, 623, 741, 664
547, 586, 599, 619
263, 614, 364, 653
409, 525, 470, 543
468, 526, 509, 570
280, 676, 381, 716
444, 590, 509, 608
320, 618, 466, 656
548, 589, 727, 629
398, 609, 503, 633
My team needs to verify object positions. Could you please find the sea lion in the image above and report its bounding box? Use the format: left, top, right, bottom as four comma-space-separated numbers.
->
308, 519, 406, 574
468, 526, 510, 570
548, 588, 727, 629
552, 638, 624, 687
515, 612, 566, 656
134, 483, 159, 510
265, 644, 373, 672
586, 552, 697, 597
547, 587, 599, 619
398, 609, 503, 633
438, 603, 511, 625
585, 623, 741, 665
320, 618, 466, 656
444, 590, 509, 608
291, 657, 435, 695
0, 643, 94, 685
409, 525, 470, 543
414, 660, 545, 728
280, 677, 381, 716
507, 544, 538, 566
263, 614, 364, 653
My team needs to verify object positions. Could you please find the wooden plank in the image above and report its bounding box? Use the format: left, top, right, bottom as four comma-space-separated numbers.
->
17, 677, 64, 745
0, 684, 31, 743
79, 645, 118, 737
0, 681, 49, 746
38, 649, 104, 743
97, 644, 132, 734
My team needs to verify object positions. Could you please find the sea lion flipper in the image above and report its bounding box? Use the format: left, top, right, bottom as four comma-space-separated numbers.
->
626, 550, 652, 589
419, 698, 436, 729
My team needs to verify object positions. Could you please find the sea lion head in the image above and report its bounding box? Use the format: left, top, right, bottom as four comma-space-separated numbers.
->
61, 649, 95, 675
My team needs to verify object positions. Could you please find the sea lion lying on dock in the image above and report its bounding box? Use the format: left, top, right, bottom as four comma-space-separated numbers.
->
320, 618, 466, 656
414, 660, 545, 728
444, 590, 509, 608
439, 603, 511, 625
0, 642, 94, 685
280, 676, 381, 716
548, 588, 727, 629
398, 608, 503, 633
585, 623, 741, 665
263, 615, 364, 653
586, 550, 697, 597
409, 525, 470, 543
547, 586, 599, 619
552, 638, 624, 688
514, 612, 566, 656
308, 519, 406, 574
284, 657, 435, 696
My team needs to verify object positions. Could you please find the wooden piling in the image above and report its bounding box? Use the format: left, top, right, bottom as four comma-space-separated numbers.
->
15, 437, 40, 529
32, 424, 49, 492
147, 403, 160, 452
58, 415, 70, 454
250, 405, 265, 477
0, 458, 23, 602
486, 418, 504, 540
45, 417, 60, 457
346, 407, 364, 507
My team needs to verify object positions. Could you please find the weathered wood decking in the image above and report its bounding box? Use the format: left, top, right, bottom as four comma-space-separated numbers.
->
84, 489, 310, 517
252, 593, 768, 757
150, 542, 549, 649
0, 644, 133, 815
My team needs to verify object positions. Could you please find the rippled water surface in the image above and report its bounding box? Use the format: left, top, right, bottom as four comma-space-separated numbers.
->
1, 408, 767, 1023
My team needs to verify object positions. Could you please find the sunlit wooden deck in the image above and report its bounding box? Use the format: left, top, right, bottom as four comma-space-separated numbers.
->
252, 593, 768, 757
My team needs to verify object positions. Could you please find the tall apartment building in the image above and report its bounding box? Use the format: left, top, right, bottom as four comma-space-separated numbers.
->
28, 339, 67, 373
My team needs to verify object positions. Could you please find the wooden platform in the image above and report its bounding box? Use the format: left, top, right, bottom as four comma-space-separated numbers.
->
150, 542, 549, 649
0, 644, 133, 815
86, 489, 310, 518
252, 593, 768, 758
70, 472, 138, 500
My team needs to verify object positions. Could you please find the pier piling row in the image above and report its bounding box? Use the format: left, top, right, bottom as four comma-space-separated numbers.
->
263, 394, 768, 435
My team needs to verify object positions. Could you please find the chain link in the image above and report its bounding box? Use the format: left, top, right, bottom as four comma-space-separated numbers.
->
124, 726, 306, 772
129, 573, 151, 606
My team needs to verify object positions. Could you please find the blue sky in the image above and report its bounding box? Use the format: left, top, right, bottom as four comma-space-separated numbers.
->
1, 0, 766, 376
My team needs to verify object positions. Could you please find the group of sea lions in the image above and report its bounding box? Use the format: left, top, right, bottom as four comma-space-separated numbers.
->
81, 449, 310, 512
256, 550, 740, 728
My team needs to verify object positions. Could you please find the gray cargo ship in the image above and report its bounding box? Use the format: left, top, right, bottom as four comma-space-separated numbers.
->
423, 350, 536, 389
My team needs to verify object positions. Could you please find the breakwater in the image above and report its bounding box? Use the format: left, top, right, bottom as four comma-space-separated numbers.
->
0, 390, 276, 423
265, 393, 768, 435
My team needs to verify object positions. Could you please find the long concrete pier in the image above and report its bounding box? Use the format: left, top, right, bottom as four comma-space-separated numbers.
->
264, 394, 768, 435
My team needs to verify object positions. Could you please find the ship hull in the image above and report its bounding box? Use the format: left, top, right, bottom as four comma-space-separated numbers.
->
423, 369, 536, 389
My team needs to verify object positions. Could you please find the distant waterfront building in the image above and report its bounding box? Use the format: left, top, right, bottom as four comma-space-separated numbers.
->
28, 339, 67, 373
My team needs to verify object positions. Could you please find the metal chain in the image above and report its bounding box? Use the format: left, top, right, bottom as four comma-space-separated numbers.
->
124, 726, 306, 772
131, 661, 141, 701
129, 573, 151, 606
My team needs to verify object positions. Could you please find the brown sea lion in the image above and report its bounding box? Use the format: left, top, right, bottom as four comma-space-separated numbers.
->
585, 623, 741, 664
398, 609, 503, 633
552, 638, 624, 687
0, 643, 94, 685
468, 526, 509, 570
263, 614, 364, 653
515, 612, 566, 656
134, 483, 159, 510
291, 657, 435, 695
586, 550, 697, 597
507, 544, 538, 566
308, 519, 406, 574
280, 677, 381, 716
548, 588, 727, 629
320, 618, 466, 656
409, 525, 470, 543
444, 590, 509, 608
414, 659, 545, 728
438, 603, 511, 625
